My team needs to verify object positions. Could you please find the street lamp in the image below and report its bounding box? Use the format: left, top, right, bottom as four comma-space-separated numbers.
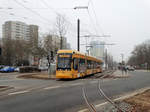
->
74, 6, 88, 51
0, 7, 13, 10
9, 13, 14, 16
80, 34, 111, 38
74, 6, 88, 10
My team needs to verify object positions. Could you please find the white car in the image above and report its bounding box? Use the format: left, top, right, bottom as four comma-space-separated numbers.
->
14, 67, 20, 72
38, 66, 48, 71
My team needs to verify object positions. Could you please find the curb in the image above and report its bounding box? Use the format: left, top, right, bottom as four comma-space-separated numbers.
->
0, 86, 14, 92
17, 74, 56, 80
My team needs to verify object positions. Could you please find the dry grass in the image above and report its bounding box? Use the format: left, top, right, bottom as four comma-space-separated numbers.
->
124, 89, 150, 112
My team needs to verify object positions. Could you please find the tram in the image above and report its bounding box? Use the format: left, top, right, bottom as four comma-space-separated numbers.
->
56, 50, 103, 79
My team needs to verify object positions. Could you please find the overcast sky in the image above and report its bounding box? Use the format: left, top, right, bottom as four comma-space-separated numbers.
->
0, 0, 150, 62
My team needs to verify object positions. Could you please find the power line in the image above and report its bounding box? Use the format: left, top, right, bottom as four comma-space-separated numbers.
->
13, 0, 53, 25
87, 9, 99, 35
0, 10, 52, 31
41, 0, 59, 15
39, 1, 93, 40
89, 0, 104, 34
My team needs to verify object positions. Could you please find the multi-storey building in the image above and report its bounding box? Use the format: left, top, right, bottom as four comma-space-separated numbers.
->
2, 21, 39, 66
89, 41, 105, 60
44, 35, 67, 51
28, 25, 39, 47
2, 21, 38, 43
66, 43, 71, 49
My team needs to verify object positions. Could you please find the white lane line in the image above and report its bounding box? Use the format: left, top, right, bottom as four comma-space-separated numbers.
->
70, 83, 83, 86
8, 90, 29, 95
78, 102, 108, 112
78, 109, 88, 112
0, 79, 24, 82
44, 86, 61, 90
90, 81, 97, 84
95, 102, 108, 107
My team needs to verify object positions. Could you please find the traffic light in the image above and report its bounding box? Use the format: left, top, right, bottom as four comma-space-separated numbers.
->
51, 51, 53, 60
0, 48, 2, 55
47, 55, 49, 60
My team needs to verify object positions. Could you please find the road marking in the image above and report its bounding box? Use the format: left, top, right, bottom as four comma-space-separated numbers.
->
44, 86, 61, 90
0, 79, 24, 82
95, 102, 108, 107
78, 102, 108, 112
78, 109, 88, 112
90, 81, 97, 84
70, 83, 82, 86
8, 90, 29, 95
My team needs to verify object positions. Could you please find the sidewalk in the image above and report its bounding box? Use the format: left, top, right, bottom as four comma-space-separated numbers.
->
111, 70, 130, 78
18, 71, 56, 80
136, 69, 150, 72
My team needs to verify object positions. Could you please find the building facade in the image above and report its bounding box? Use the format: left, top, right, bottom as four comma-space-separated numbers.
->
89, 41, 105, 60
2, 21, 38, 43
28, 25, 39, 47
44, 35, 67, 52
2, 21, 39, 66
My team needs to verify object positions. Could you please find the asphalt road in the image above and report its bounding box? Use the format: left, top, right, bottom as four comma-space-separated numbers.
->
0, 70, 150, 112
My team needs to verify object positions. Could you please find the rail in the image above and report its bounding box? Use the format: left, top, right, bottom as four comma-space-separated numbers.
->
98, 75, 125, 112
82, 85, 97, 112
82, 70, 128, 112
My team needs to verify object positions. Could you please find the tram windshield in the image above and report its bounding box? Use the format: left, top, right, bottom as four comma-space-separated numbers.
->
57, 54, 72, 70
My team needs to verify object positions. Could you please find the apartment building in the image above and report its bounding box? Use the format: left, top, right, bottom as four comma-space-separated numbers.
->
89, 41, 105, 60
2, 21, 38, 43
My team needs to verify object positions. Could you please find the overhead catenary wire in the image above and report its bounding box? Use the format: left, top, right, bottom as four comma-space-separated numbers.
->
41, 0, 95, 40
86, 9, 99, 39
90, 0, 104, 35
41, 0, 60, 15
0, 10, 53, 32
13, 0, 53, 25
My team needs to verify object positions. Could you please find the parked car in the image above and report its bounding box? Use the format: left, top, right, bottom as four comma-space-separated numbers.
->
14, 67, 20, 72
0, 66, 15, 72
127, 66, 135, 71
0, 65, 5, 69
38, 66, 48, 71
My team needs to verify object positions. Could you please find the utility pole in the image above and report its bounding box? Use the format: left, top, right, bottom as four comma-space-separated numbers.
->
74, 6, 88, 51
77, 19, 80, 51
105, 49, 108, 70
121, 53, 124, 64
60, 36, 63, 49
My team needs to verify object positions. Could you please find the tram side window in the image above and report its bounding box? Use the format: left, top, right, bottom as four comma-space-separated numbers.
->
93, 61, 96, 69
96, 62, 98, 68
92, 61, 95, 69
73, 58, 78, 70
97, 62, 99, 68
87, 60, 91, 69
79, 59, 85, 65
91, 61, 94, 69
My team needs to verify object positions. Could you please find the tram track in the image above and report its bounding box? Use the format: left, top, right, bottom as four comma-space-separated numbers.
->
82, 71, 128, 112
97, 75, 125, 112
82, 86, 97, 112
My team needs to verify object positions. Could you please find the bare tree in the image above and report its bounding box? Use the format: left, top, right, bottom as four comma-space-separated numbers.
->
128, 40, 150, 69
2, 38, 29, 66
44, 34, 53, 54
2, 38, 15, 65
55, 14, 68, 49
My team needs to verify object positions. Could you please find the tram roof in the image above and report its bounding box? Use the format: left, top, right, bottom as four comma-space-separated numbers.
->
57, 50, 103, 63
57, 50, 84, 55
